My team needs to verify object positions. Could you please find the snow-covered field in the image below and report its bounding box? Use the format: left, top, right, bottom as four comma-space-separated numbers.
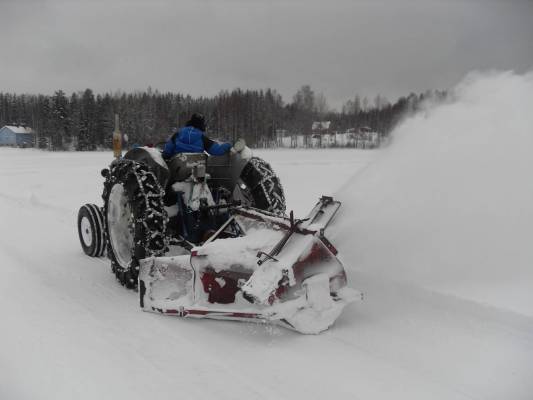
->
2, 71, 533, 400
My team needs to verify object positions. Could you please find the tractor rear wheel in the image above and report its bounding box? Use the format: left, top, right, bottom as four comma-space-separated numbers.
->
240, 157, 286, 216
102, 159, 168, 288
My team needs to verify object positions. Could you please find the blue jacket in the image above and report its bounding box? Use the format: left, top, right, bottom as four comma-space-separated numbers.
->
162, 126, 231, 159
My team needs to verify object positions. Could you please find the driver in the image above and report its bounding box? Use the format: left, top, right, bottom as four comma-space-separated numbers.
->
162, 113, 232, 159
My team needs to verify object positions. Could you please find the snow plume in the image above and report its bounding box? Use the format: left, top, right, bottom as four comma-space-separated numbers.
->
333, 70, 533, 315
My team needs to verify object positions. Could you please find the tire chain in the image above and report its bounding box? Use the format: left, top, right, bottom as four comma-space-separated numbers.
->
102, 159, 168, 288
247, 157, 286, 215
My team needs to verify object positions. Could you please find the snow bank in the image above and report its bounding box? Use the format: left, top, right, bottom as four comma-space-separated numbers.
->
333, 70, 533, 315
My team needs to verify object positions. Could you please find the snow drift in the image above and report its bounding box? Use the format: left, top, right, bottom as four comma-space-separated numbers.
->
333, 70, 533, 316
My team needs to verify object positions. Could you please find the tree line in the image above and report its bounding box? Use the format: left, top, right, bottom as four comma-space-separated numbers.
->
0, 85, 446, 150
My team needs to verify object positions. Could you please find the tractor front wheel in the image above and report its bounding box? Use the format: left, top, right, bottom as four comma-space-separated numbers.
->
77, 203, 106, 257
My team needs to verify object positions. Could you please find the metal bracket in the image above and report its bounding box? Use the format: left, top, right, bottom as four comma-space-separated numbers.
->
256, 251, 279, 265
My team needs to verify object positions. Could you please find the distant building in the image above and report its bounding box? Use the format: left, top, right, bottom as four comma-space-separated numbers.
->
349, 126, 380, 148
311, 121, 332, 147
0, 125, 35, 147
311, 121, 331, 131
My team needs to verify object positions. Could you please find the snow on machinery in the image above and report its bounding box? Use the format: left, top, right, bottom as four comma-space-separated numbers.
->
77, 139, 359, 333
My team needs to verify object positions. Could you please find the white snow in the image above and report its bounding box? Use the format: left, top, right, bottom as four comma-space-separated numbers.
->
197, 227, 284, 272
1, 70, 533, 399
140, 146, 167, 169
3, 125, 34, 134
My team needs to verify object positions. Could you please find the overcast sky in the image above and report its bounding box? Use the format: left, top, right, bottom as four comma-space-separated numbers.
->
1, 0, 532, 109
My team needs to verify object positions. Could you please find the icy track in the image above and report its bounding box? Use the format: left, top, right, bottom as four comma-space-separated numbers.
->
2, 72, 533, 399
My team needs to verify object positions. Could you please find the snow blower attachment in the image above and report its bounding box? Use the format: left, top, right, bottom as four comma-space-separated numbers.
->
139, 196, 360, 334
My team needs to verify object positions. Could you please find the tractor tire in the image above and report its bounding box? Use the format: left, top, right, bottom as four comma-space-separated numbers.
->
102, 159, 168, 289
240, 157, 286, 216
77, 203, 106, 257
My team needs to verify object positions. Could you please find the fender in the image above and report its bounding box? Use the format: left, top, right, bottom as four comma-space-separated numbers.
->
123, 147, 170, 187
206, 145, 253, 192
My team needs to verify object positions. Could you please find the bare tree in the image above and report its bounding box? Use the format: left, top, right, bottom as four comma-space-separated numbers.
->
314, 92, 329, 117
293, 85, 315, 112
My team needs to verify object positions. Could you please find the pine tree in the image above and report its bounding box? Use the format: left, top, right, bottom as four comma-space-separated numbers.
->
51, 90, 69, 150
95, 94, 114, 148
79, 89, 96, 150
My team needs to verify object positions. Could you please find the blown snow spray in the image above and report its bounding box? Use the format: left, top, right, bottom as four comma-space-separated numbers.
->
113, 114, 122, 159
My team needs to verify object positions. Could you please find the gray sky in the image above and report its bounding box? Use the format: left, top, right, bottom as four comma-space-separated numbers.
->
1, 0, 532, 109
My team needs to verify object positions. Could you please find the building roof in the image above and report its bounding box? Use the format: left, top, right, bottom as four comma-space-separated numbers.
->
2, 125, 35, 134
